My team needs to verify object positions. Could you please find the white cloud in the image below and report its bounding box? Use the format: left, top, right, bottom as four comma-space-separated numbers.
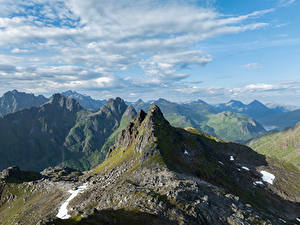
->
0, 0, 276, 99
241, 63, 262, 70
279, 0, 296, 7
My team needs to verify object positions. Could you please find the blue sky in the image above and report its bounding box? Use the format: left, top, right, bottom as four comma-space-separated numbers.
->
0, 0, 299, 105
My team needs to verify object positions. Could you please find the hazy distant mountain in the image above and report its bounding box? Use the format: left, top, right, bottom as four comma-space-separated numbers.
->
132, 98, 266, 142
258, 109, 300, 130
216, 99, 284, 121
62, 90, 106, 111
215, 99, 300, 131
0, 90, 48, 116
0, 94, 135, 171
266, 103, 300, 112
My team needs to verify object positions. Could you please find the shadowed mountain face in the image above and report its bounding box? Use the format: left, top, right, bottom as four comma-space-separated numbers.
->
0, 90, 48, 116
61, 90, 106, 111
133, 98, 266, 143
0, 94, 136, 171
0, 105, 299, 224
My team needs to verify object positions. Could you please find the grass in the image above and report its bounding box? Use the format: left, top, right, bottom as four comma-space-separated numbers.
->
248, 124, 300, 169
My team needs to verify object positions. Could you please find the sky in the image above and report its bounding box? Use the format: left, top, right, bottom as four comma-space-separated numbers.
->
0, 0, 299, 104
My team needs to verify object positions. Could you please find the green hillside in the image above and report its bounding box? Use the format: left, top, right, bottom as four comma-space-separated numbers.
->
248, 123, 300, 169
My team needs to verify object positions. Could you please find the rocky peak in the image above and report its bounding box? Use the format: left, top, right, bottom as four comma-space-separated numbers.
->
48, 93, 82, 112
106, 104, 170, 162
135, 98, 144, 105
0, 166, 42, 183
135, 109, 147, 125
123, 105, 137, 118
101, 97, 127, 117
226, 100, 245, 107
144, 104, 170, 128
248, 100, 266, 108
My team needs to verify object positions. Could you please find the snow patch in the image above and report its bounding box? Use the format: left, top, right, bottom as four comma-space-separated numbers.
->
279, 218, 286, 223
237, 168, 241, 171
241, 166, 250, 171
260, 171, 275, 184
56, 184, 88, 219
218, 161, 224, 165
230, 156, 234, 161
296, 217, 300, 222
184, 150, 189, 155
253, 181, 264, 186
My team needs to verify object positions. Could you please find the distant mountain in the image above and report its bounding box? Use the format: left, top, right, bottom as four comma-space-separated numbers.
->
215, 99, 300, 131
216, 99, 283, 121
62, 90, 106, 111
0, 94, 134, 171
266, 103, 300, 112
258, 109, 300, 130
248, 122, 300, 169
206, 111, 266, 143
0, 90, 48, 116
132, 98, 266, 143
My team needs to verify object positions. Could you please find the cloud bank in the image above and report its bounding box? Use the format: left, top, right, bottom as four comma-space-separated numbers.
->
1, 0, 293, 103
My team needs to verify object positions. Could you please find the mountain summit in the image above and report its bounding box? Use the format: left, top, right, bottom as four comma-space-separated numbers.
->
0, 90, 48, 116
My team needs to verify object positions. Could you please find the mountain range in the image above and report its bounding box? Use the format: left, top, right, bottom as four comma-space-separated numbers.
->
0, 93, 136, 171
133, 98, 267, 143
0, 104, 299, 224
1, 89, 300, 146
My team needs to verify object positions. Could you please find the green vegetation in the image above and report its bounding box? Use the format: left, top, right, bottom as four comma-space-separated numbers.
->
248, 123, 300, 169
207, 112, 266, 142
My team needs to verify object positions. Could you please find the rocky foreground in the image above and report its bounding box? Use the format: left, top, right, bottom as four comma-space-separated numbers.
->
0, 105, 300, 225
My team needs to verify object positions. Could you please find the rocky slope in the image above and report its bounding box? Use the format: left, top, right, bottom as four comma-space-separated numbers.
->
248, 122, 300, 169
0, 90, 48, 116
0, 94, 134, 171
1, 105, 298, 224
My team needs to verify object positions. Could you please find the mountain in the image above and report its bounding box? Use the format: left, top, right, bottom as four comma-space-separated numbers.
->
206, 111, 266, 142
248, 122, 300, 169
215, 99, 300, 131
216, 99, 283, 121
0, 94, 134, 171
0, 105, 299, 224
61, 90, 106, 111
132, 98, 266, 143
0, 90, 48, 116
266, 103, 300, 112
258, 109, 300, 131
63, 97, 136, 170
